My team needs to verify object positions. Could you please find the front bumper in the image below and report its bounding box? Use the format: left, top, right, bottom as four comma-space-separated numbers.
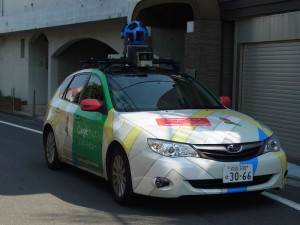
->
130, 150, 287, 198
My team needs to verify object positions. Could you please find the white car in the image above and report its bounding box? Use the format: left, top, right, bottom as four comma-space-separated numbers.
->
43, 66, 287, 205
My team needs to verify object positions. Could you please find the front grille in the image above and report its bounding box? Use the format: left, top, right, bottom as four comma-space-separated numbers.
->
192, 141, 264, 162
187, 175, 272, 189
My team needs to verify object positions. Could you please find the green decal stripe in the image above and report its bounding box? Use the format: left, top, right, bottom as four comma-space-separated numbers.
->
171, 110, 217, 142
123, 127, 143, 155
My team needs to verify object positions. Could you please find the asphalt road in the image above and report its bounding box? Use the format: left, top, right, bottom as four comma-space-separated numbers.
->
0, 112, 299, 225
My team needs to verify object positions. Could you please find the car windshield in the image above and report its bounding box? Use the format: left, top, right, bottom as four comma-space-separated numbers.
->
108, 72, 224, 112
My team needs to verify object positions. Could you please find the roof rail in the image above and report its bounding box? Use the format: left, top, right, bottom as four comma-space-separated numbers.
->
80, 57, 180, 71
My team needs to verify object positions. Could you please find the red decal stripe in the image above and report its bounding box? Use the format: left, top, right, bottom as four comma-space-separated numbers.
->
156, 118, 211, 126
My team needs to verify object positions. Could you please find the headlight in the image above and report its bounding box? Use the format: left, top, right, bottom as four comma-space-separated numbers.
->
264, 135, 281, 153
147, 139, 199, 157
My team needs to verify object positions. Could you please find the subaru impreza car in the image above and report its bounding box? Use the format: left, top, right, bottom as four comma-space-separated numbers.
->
43, 66, 287, 205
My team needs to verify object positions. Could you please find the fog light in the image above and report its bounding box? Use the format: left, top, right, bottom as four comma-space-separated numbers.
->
154, 177, 170, 188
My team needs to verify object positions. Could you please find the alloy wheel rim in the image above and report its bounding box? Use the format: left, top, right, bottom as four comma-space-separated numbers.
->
46, 132, 55, 163
112, 154, 126, 198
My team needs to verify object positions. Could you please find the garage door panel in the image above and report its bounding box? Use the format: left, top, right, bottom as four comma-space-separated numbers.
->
243, 59, 300, 64
242, 99, 300, 110
241, 41, 300, 158
243, 85, 300, 93
243, 72, 300, 79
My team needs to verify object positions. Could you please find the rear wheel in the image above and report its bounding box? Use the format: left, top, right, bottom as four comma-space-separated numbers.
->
44, 130, 61, 169
109, 147, 134, 205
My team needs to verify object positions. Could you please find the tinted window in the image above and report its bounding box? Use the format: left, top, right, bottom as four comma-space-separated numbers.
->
64, 74, 88, 103
58, 76, 73, 99
108, 73, 223, 112
81, 75, 104, 102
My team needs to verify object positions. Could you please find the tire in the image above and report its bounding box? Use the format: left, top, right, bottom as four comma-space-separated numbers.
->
109, 147, 134, 206
44, 130, 61, 170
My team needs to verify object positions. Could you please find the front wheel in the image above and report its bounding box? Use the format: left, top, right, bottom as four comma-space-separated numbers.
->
109, 148, 134, 205
44, 130, 61, 169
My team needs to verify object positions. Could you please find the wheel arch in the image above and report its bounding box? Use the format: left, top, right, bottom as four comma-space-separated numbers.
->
43, 123, 53, 146
105, 141, 128, 180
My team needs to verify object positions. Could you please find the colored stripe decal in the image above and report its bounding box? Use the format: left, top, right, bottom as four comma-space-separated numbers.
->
221, 110, 272, 138
123, 126, 143, 155
226, 158, 258, 194
273, 151, 287, 185
241, 157, 258, 175
227, 187, 247, 193
258, 128, 268, 141
51, 101, 68, 128
171, 110, 216, 142
104, 109, 114, 143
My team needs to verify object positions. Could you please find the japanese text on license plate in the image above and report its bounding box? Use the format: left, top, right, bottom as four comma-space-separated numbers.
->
223, 164, 253, 183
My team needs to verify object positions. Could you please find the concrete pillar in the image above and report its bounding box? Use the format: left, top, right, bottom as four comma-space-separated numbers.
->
48, 57, 58, 101
184, 20, 221, 96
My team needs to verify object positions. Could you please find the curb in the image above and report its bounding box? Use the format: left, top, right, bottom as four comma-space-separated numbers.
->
287, 163, 300, 181
0, 109, 44, 123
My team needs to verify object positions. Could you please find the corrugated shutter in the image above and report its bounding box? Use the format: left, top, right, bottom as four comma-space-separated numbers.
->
240, 41, 300, 160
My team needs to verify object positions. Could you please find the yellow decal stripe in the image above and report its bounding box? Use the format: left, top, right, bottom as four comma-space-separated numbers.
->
274, 151, 287, 186
222, 110, 272, 136
104, 109, 114, 144
123, 127, 143, 155
51, 101, 68, 128
171, 110, 217, 142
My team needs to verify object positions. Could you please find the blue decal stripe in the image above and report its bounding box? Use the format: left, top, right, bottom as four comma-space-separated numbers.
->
227, 187, 247, 193
258, 128, 268, 141
241, 157, 258, 175
227, 157, 258, 193
226, 158, 259, 194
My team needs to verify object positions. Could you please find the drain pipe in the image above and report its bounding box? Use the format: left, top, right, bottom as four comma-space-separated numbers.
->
1, 0, 4, 17
32, 90, 36, 117
11, 88, 15, 111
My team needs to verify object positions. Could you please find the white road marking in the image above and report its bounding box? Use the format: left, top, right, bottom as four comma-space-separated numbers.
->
0, 120, 42, 134
262, 192, 300, 211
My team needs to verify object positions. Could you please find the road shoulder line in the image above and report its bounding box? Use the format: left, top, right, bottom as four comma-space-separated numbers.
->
262, 192, 300, 211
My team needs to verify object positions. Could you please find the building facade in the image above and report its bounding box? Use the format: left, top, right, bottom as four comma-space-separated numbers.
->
0, 0, 299, 161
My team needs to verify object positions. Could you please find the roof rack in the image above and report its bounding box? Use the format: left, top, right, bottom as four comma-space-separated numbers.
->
80, 44, 180, 71
80, 57, 180, 71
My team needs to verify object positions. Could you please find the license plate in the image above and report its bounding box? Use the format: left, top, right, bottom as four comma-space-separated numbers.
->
223, 164, 253, 183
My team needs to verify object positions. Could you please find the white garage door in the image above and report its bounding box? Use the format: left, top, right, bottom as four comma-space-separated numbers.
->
240, 41, 300, 160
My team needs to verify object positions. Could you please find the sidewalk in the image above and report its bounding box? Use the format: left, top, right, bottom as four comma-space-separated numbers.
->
287, 163, 300, 180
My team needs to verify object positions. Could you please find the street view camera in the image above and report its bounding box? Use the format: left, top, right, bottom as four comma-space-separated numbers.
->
120, 21, 153, 66
82, 21, 178, 70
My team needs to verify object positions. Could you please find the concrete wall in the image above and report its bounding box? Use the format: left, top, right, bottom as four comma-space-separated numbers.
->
0, 0, 223, 112
0, 18, 126, 103
0, 0, 130, 34
46, 18, 125, 96
0, 32, 30, 99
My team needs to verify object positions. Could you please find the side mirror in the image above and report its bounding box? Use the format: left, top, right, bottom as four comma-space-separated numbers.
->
220, 96, 231, 108
80, 99, 102, 111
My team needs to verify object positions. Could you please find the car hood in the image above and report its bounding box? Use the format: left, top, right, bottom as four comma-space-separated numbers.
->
118, 109, 273, 144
